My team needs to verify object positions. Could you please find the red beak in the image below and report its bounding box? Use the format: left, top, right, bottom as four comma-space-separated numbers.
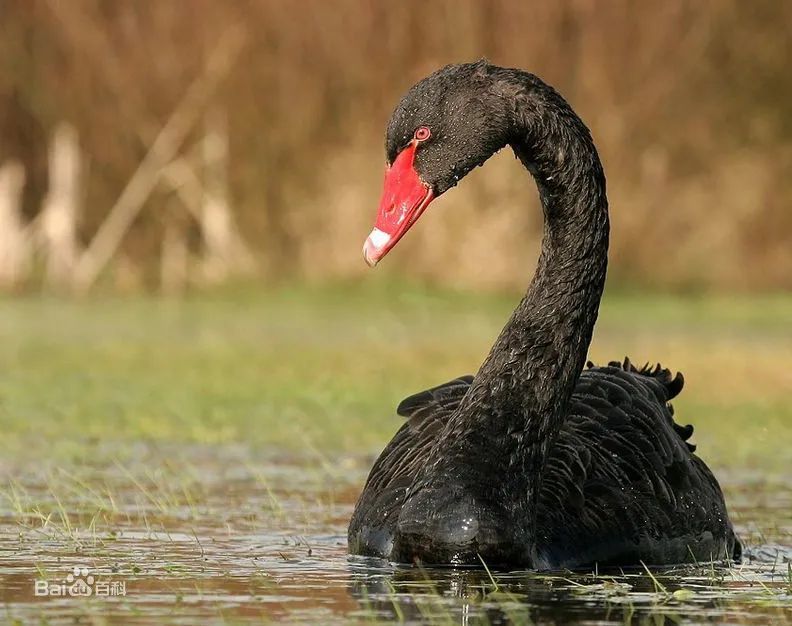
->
363, 141, 435, 267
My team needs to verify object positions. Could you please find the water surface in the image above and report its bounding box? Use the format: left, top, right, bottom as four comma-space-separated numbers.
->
1, 444, 789, 624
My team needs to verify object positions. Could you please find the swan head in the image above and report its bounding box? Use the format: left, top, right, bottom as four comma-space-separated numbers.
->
363, 61, 512, 266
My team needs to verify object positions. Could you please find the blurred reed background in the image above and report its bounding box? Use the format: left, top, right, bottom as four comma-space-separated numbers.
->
1, 0, 790, 294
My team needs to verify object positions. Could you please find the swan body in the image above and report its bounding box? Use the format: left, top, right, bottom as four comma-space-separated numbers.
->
349, 62, 739, 568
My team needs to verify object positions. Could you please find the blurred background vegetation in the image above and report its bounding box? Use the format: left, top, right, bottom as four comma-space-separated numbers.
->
1, 0, 791, 293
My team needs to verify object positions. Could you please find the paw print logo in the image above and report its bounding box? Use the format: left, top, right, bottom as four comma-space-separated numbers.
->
66, 566, 94, 596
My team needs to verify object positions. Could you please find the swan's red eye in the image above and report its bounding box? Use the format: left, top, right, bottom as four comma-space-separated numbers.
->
414, 126, 431, 142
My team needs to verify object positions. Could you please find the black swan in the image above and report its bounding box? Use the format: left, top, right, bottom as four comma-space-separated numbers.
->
349, 61, 740, 569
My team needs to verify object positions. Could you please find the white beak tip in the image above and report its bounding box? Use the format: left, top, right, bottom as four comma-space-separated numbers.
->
362, 228, 391, 268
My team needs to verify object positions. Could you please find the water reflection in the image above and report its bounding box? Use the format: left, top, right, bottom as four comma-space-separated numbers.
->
348, 552, 792, 625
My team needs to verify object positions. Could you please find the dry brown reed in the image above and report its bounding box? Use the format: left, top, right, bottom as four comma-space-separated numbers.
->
0, 0, 790, 291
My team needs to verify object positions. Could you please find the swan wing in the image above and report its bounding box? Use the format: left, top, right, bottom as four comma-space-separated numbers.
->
396, 375, 474, 431
538, 359, 738, 566
348, 375, 473, 556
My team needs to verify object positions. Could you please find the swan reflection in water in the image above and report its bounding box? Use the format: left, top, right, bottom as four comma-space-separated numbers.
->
346, 551, 788, 626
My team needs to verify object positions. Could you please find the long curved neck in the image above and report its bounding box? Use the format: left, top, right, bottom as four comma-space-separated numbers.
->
474, 71, 609, 428
442, 71, 609, 544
